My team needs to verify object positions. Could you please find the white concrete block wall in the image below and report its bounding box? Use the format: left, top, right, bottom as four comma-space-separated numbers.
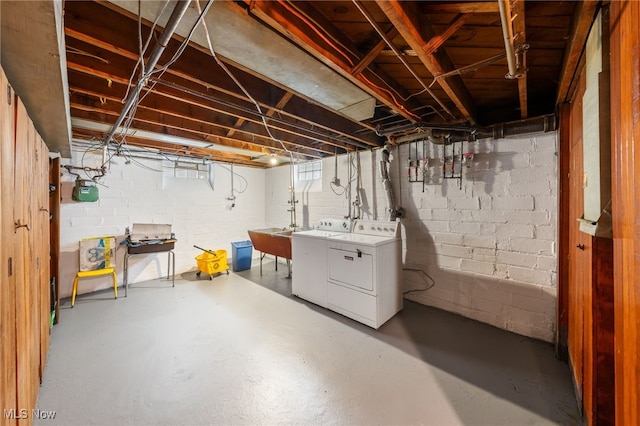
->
59, 151, 266, 298
266, 132, 558, 342
63, 132, 558, 342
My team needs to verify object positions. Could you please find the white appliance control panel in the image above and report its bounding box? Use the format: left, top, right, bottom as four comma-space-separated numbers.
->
316, 218, 353, 232
352, 220, 400, 238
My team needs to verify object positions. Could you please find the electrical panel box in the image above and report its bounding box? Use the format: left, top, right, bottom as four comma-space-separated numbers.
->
79, 236, 116, 271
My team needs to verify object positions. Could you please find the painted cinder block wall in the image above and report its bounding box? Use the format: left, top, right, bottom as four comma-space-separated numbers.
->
60, 132, 558, 341
266, 132, 558, 342
58, 152, 266, 299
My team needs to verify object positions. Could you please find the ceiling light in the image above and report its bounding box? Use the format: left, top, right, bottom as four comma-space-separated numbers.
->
270, 154, 278, 165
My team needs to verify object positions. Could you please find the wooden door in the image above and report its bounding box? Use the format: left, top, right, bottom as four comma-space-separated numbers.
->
37, 138, 50, 378
13, 99, 41, 415
568, 70, 589, 407
0, 65, 18, 426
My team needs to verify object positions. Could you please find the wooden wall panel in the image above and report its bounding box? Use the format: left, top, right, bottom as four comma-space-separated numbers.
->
13, 99, 49, 420
0, 65, 17, 426
1, 65, 52, 425
610, 2, 640, 425
592, 237, 615, 424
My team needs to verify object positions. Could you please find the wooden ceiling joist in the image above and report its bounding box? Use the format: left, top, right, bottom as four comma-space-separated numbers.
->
72, 128, 260, 167
376, 0, 478, 125
247, 0, 425, 123
422, 13, 473, 56
66, 61, 359, 156
420, 2, 500, 14
64, 7, 383, 150
69, 91, 326, 160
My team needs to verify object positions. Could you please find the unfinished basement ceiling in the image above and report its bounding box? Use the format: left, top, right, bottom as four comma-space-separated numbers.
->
62, 0, 589, 167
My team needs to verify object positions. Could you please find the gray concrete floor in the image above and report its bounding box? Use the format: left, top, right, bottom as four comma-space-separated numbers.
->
37, 260, 580, 425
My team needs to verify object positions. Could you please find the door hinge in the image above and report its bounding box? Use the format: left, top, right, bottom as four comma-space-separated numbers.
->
8, 257, 12, 277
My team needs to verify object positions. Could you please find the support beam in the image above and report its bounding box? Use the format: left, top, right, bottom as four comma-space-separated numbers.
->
422, 14, 473, 56
64, 27, 380, 149
421, 2, 499, 14
556, 1, 599, 103
376, 0, 477, 124
248, 0, 424, 122
351, 28, 398, 77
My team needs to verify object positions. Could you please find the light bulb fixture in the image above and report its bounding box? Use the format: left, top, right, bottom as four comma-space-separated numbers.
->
270, 154, 278, 165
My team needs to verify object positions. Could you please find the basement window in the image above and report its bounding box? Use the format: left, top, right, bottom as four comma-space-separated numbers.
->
297, 160, 322, 182
163, 161, 209, 179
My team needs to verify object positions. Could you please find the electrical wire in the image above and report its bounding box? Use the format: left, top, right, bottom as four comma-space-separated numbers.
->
195, 0, 291, 157
402, 268, 436, 295
116, 1, 213, 151
215, 163, 249, 194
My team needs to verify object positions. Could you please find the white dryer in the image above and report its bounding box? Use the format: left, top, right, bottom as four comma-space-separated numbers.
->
326, 220, 402, 329
291, 218, 352, 307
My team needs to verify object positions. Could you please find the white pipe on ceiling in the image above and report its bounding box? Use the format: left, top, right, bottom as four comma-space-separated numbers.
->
498, 0, 521, 80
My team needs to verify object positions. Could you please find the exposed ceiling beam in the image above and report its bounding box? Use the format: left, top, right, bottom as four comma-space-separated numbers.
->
247, 0, 425, 122
105, 0, 377, 123
68, 80, 332, 158
422, 13, 473, 56
376, 0, 477, 124
351, 27, 398, 77
71, 127, 261, 167
420, 2, 499, 14
227, 93, 293, 139
64, 27, 381, 150
556, 1, 600, 103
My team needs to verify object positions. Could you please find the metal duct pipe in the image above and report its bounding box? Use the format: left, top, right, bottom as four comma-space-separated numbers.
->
498, 0, 523, 79
103, 0, 192, 145
379, 146, 403, 221
385, 114, 557, 144
475, 114, 557, 139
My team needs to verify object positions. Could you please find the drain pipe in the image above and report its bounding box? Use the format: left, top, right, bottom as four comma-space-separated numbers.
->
380, 145, 403, 221
498, 0, 524, 79
287, 154, 298, 230
103, 0, 192, 145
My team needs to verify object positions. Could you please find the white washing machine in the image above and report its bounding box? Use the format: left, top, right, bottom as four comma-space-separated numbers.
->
291, 218, 352, 307
326, 220, 402, 329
